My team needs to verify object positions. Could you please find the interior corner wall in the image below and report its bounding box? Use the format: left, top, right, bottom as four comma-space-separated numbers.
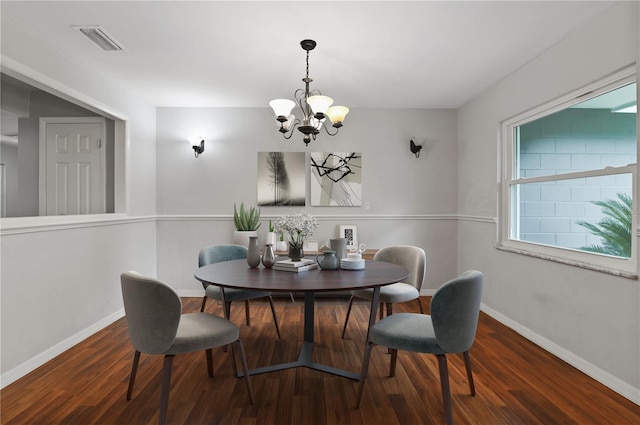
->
0, 13, 158, 386
154, 107, 459, 295
456, 2, 640, 402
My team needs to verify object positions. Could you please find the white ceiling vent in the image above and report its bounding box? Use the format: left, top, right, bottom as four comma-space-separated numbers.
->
72, 25, 125, 51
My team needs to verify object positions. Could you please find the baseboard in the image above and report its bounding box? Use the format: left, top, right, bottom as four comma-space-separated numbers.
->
480, 303, 640, 405
178, 289, 205, 297
0, 308, 125, 389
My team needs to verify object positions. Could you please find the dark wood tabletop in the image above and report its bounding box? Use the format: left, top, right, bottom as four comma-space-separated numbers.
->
194, 259, 409, 293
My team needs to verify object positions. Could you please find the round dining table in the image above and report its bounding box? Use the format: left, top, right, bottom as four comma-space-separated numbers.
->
194, 258, 409, 380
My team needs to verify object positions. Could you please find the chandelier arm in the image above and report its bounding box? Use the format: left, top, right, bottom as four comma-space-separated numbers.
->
281, 119, 301, 140
293, 89, 310, 125
323, 125, 340, 136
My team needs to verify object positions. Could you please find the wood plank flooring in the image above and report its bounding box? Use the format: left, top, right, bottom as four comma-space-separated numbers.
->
1, 297, 639, 424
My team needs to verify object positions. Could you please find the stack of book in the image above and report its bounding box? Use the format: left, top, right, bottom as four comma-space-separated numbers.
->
273, 258, 318, 272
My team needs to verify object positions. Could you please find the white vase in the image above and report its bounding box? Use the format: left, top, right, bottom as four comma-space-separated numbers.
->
266, 232, 277, 246
233, 230, 258, 247
276, 240, 288, 252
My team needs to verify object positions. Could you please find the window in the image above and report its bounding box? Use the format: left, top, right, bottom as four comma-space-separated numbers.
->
500, 67, 637, 276
1, 71, 122, 218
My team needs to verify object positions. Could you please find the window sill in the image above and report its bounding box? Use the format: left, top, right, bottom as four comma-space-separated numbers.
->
495, 243, 638, 280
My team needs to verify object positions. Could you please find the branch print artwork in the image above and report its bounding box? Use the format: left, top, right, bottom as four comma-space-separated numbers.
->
310, 152, 362, 206
258, 152, 306, 206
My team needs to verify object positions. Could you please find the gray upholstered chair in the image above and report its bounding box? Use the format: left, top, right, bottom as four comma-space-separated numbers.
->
355, 270, 484, 425
199, 244, 281, 339
342, 245, 426, 338
121, 271, 254, 425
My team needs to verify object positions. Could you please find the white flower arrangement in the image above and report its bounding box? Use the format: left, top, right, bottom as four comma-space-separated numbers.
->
274, 210, 319, 249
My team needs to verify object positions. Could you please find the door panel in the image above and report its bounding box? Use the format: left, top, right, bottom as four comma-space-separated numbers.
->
42, 119, 105, 215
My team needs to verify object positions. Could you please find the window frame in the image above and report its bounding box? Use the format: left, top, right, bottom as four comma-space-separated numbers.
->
498, 66, 638, 277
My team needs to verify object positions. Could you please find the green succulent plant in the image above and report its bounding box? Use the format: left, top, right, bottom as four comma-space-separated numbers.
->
233, 203, 261, 231
576, 192, 631, 258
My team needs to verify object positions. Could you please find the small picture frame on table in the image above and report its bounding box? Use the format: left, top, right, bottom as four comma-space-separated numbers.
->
339, 225, 358, 251
303, 240, 319, 252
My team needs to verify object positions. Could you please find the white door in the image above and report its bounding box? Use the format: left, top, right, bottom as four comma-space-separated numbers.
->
39, 117, 106, 215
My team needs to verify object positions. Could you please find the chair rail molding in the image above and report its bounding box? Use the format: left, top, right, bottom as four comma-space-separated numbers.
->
1, 215, 156, 235
156, 213, 492, 222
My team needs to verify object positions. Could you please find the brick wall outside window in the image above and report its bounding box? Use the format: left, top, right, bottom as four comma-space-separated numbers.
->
518, 108, 636, 249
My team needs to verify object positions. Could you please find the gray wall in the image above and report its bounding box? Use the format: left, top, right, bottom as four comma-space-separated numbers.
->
154, 107, 459, 294
1, 8, 157, 386
457, 1, 639, 401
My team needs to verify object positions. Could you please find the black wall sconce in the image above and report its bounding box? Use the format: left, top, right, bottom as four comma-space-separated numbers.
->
190, 138, 205, 158
409, 139, 422, 158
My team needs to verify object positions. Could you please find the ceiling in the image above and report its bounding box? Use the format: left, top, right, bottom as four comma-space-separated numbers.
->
0, 1, 621, 110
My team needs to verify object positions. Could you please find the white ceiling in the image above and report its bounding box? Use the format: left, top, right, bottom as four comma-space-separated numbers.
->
0, 1, 619, 109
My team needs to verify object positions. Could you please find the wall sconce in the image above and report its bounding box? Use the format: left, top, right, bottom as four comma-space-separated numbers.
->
409, 139, 423, 158
189, 138, 205, 158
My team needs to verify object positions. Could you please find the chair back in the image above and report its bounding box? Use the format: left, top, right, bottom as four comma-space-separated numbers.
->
120, 271, 182, 354
373, 245, 426, 291
430, 270, 484, 353
199, 244, 248, 267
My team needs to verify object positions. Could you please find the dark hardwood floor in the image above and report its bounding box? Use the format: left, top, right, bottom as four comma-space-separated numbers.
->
1, 296, 639, 424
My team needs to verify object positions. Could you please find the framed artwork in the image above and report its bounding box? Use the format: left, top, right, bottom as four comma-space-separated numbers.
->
339, 225, 358, 251
303, 240, 319, 252
310, 152, 362, 206
257, 152, 306, 206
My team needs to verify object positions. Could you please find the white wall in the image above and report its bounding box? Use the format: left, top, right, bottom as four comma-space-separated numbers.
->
155, 107, 459, 293
457, 2, 639, 402
0, 12, 157, 386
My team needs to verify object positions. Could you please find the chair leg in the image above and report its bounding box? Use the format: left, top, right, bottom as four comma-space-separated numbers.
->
126, 350, 141, 400
436, 354, 453, 425
234, 339, 255, 404
159, 355, 175, 425
389, 348, 398, 377
379, 302, 384, 320
244, 299, 251, 326
222, 301, 232, 353
200, 295, 208, 312
341, 296, 355, 338
385, 303, 393, 354
355, 341, 376, 409
417, 297, 425, 314
205, 348, 214, 377
267, 296, 282, 339
229, 339, 239, 376
463, 351, 476, 396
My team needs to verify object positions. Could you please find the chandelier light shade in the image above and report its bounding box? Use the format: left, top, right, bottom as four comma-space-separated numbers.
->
269, 39, 349, 146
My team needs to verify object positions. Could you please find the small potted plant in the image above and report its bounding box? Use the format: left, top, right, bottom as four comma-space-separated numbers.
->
233, 202, 261, 247
266, 220, 277, 246
276, 232, 288, 252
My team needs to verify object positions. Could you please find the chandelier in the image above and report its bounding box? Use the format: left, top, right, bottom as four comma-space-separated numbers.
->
269, 39, 349, 146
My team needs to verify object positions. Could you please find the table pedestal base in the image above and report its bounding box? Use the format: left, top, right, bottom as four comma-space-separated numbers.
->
239, 341, 359, 380
235, 289, 381, 381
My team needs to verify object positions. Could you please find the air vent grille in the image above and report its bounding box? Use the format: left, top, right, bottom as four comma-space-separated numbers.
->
72, 25, 125, 51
